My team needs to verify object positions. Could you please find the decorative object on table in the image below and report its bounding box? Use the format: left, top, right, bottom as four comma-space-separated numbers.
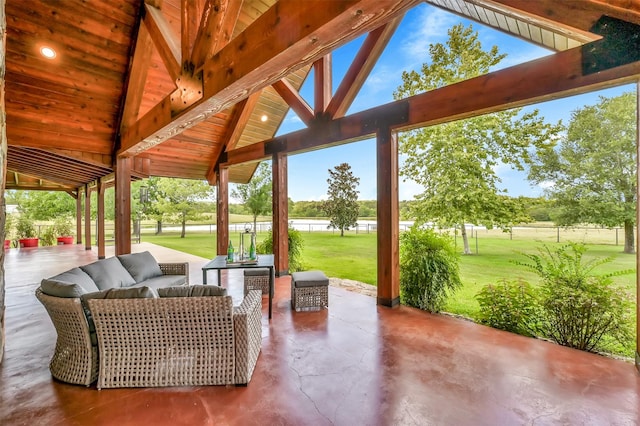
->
227, 239, 234, 262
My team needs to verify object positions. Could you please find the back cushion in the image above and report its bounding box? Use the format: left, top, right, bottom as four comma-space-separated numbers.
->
40, 267, 99, 297
80, 257, 136, 290
117, 251, 163, 283
81, 286, 159, 302
158, 285, 227, 297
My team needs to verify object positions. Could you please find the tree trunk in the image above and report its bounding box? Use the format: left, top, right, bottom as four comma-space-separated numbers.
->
624, 219, 635, 254
340, 227, 344, 237
155, 220, 162, 235
460, 224, 471, 255
180, 214, 186, 238
253, 216, 257, 234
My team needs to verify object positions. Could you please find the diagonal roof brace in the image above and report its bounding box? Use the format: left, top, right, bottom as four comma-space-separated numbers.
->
582, 16, 640, 75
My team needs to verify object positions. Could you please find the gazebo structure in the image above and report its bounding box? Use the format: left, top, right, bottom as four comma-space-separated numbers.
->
0, 0, 639, 373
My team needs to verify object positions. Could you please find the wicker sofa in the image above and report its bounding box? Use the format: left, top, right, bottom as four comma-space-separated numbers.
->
36, 251, 190, 386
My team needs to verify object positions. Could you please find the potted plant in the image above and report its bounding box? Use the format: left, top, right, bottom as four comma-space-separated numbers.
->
16, 215, 38, 248
54, 217, 74, 245
4, 213, 15, 250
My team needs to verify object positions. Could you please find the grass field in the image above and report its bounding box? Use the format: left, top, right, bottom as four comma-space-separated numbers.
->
143, 229, 637, 356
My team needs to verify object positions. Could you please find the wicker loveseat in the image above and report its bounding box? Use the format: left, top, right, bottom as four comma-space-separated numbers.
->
35, 251, 189, 386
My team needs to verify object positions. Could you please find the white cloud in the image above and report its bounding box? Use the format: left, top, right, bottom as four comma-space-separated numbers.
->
401, 6, 456, 66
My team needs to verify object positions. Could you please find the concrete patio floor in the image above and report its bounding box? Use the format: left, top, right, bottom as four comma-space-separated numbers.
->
1, 243, 639, 425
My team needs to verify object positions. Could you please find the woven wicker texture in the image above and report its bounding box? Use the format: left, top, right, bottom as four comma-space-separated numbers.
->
291, 283, 328, 311
158, 262, 189, 282
35, 288, 98, 386
233, 290, 263, 384
89, 292, 262, 389
244, 274, 270, 295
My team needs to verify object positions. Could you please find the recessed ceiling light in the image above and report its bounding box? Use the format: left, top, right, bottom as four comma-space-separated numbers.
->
40, 46, 56, 59
260, 115, 268, 122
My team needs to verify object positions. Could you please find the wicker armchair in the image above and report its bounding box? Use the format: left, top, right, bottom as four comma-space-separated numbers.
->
88, 290, 263, 389
35, 288, 98, 386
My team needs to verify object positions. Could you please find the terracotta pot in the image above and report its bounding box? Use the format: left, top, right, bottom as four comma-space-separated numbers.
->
57, 236, 74, 245
19, 238, 39, 248
4, 239, 11, 250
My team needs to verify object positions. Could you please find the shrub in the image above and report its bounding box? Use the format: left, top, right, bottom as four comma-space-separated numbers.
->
399, 226, 461, 313
40, 226, 56, 246
475, 278, 541, 337
257, 225, 305, 272
516, 243, 634, 353
15, 215, 36, 239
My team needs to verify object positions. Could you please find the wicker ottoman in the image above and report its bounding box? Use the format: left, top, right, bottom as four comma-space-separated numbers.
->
291, 270, 329, 311
244, 268, 271, 295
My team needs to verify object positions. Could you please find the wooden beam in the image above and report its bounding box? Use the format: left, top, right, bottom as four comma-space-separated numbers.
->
314, 55, 332, 117
216, 167, 229, 256
97, 179, 106, 259
115, 157, 132, 255
76, 190, 82, 245
119, 0, 419, 157
206, 91, 261, 184
636, 79, 640, 373
181, 0, 202, 69
84, 185, 91, 251
272, 79, 314, 126
272, 152, 289, 276
121, 20, 155, 131
376, 126, 399, 307
191, 0, 243, 70
143, 3, 182, 81
326, 18, 401, 119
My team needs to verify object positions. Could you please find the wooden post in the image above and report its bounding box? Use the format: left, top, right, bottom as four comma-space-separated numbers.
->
0, 0, 7, 362
314, 54, 332, 117
636, 80, 640, 371
272, 152, 289, 276
115, 157, 132, 255
97, 179, 106, 259
376, 126, 400, 307
216, 167, 229, 255
84, 185, 91, 250
76, 189, 82, 244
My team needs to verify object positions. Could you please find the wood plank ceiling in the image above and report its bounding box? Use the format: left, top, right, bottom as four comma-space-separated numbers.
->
2, 0, 635, 193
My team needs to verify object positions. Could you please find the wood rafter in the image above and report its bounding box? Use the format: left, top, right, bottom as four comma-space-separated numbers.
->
314, 55, 332, 117
191, 0, 243, 71
118, 0, 420, 158
181, 0, 202, 68
143, 3, 181, 81
272, 79, 314, 126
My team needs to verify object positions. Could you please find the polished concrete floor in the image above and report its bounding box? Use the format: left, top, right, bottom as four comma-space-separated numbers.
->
1, 243, 639, 425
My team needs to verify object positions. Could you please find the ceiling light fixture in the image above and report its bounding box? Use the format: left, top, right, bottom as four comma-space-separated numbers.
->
40, 46, 56, 59
260, 115, 268, 122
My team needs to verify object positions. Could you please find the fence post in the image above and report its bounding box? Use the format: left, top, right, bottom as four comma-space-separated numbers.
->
557, 227, 560, 243
616, 228, 619, 245
475, 231, 478, 255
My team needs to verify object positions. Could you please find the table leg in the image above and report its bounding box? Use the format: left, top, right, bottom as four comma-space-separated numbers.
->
217, 270, 222, 286
203, 269, 207, 284
269, 266, 273, 319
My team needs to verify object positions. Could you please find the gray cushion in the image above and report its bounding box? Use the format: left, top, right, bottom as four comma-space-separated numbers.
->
135, 274, 187, 290
117, 251, 163, 283
40, 267, 99, 297
158, 285, 227, 297
292, 270, 329, 288
244, 268, 270, 277
80, 257, 136, 290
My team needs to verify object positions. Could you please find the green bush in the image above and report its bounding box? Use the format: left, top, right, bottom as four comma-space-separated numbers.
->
399, 226, 461, 313
15, 215, 36, 239
257, 225, 305, 272
475, 278, 541, 337
40, 226, 56, 246
516, 243, 634, 353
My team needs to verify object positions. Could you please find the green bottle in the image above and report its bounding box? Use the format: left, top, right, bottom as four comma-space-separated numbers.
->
249, 234, 256, 260
227, 240, 234, 261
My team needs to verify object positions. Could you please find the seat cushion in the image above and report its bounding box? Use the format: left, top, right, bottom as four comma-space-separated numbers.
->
292, 270, 329, 288
135, 274, 187, 291
243, 268, 270, 277
80, 257, 136, 290
158, 285, 227, 297
40, 267, 99, 297
117, 251, 163, 283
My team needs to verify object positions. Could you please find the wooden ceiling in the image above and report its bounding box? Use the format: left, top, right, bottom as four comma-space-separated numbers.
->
3, 0, 640, 192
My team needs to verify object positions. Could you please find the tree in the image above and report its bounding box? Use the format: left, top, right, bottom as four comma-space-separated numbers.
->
322, 163, 360, 236
231, 162, 272, 232
529, 92, 637, 253
155, 178, 214, 238
393, 24, 561, 254
15, 190, 75, 220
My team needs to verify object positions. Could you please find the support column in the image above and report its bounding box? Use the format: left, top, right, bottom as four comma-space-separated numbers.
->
376, 126, 400, 307
636, 80, 640, 371
272, 152, 289, 276
76, 189, 82, 244
115, 156, 132, 255
0, 0, 7, 363
97, 179, 106, 259
84, 185, 91, 250
216, 168, 229, 255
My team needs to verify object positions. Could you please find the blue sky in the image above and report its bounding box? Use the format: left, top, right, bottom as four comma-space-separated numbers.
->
272, 3, 635, 202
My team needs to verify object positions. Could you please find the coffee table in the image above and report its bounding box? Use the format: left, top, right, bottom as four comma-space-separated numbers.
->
202, 254, 274, 319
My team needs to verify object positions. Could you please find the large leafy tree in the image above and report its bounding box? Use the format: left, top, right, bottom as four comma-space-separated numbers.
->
322, 162, 360, 236
14, 190, 75, 220
529, 92, 637, 253
155, 178, 214, 238
231, 162, 272, 232
394, 24, 560, 254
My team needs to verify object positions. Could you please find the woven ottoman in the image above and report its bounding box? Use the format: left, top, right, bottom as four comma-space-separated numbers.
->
243, 268, 271, 295
291, 270, 329, 311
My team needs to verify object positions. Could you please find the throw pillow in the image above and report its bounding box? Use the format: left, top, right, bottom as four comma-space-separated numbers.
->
80, 257, 136, 290
117, 251, 163, 283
